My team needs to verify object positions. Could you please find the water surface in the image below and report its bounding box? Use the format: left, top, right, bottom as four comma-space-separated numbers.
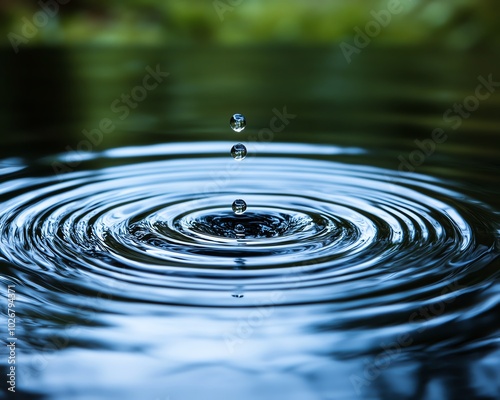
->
0, 47, 499, 400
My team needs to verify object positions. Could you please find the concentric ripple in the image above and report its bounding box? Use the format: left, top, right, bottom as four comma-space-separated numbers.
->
0, 143, 498, 317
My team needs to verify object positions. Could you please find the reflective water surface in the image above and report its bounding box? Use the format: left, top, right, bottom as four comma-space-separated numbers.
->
0, 47, 499, 399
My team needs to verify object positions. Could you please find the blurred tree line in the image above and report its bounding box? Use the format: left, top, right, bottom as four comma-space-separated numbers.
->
0, 0, 499, 48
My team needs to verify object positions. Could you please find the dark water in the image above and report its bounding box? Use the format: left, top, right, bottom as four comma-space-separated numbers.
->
0, 47, 499, 399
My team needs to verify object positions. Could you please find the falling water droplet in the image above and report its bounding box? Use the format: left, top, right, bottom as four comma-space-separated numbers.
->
230, 113, 246, 132
229, 114, 248, 239
231, 143, 247, 160
232, 200, 247, 215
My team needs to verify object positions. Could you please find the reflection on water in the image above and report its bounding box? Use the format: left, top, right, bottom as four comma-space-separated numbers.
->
0, 47, 499, 399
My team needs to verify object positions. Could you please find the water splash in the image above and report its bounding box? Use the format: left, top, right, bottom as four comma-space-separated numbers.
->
234, 224, 245, 239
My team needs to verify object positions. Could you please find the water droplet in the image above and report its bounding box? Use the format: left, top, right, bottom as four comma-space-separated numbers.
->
230, 113, 246, 132
235, 223, 245, 234
231, 143, 247, 160
232, 200, 247, 215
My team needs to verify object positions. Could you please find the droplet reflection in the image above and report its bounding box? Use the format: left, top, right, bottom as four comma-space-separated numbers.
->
232, 200, 247, 215
231, 143, 247, 160
230, 113, 246, 132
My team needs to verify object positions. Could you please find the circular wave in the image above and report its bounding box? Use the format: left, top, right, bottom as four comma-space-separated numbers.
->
0, 143, 498, 316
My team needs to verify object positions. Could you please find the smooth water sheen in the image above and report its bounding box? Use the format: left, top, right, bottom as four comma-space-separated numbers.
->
0, 142, 498, 399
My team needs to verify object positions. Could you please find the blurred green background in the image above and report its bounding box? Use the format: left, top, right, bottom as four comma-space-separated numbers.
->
1, 0, 499, 47
0, 0, 499, 181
